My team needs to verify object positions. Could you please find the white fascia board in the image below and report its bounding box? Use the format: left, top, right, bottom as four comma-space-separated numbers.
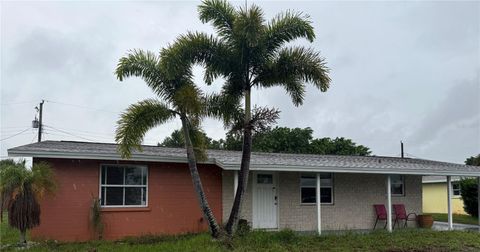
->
8, 150, 480, 177
221, 163, 480, 177
8, 150, 217, 165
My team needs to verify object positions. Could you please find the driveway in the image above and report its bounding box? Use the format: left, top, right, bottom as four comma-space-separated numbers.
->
432, 221, 480, 231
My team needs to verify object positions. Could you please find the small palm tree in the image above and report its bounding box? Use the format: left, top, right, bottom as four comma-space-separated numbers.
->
115, 49, 222, 238
163, 0, 331, 234
0, 159, 56, 245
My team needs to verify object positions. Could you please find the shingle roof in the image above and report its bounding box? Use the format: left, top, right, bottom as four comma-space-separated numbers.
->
8, 141, 480, 176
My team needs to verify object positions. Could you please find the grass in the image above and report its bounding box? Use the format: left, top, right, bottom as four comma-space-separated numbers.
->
0, 225, 480, 252
0, 214, 23, 245
426, 213, 479, 226
1, 214, 479, 251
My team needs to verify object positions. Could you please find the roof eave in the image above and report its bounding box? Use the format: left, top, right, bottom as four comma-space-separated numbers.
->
9, 149, 480, 177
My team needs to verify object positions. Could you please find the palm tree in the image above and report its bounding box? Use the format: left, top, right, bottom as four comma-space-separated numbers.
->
162, 0, 331, 234
0, 159, 56, 245
114, 49, 223, 238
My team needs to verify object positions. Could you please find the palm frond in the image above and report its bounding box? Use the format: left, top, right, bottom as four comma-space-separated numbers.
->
161, 32, 234, 85
198, 0, 236, 40
264, 11, 315, 54
255, 46, 330, 105
116, 99, 177, 158
205, 92, 242, 127
234, 4, 265, 48
116, 50, 180, 102
30, 162, 57, 200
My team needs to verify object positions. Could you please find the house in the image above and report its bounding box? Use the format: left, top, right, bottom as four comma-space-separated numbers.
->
7, 141, 480, 241
423, 176, 467, 214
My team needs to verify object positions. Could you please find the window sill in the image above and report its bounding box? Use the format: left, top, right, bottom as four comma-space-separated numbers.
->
101, 207, 151, 212
300, 203, 334, 206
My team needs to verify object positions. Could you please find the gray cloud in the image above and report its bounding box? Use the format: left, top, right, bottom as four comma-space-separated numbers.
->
1, 1, 479, 164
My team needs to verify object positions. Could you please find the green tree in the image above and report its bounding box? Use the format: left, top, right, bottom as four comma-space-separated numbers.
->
460, 154, 479, 217
0, 159, 56, 245
163, 0, 331, 234
466, 154, 480, 166
115, 49, 222, 238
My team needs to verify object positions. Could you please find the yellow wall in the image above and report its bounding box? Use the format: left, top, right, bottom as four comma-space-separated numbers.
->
422, 183, 466, 214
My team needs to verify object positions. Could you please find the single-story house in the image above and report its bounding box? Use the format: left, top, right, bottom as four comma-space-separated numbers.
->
8, 141, 480, 241
423, 176, 466, 214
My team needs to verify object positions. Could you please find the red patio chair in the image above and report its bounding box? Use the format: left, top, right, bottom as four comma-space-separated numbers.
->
373, 204, 388, 230
393, 204, 417, 229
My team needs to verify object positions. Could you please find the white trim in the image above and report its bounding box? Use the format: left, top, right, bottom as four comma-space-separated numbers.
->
9, 150, 480, 176
252, 172, 278, 229
390, 175, 405, 197
477, 177, 480, 232
387, 175, 392, 232
316, 172, 321, 235
233, 170, 238, 196
99, 164, 148, 208
447, 176, 453, 230
300, 173, 334, 205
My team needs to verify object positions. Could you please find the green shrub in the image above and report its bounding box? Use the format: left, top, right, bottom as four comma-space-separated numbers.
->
460, 178, 478, 217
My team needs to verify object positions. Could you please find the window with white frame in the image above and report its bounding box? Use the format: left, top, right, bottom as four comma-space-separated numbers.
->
300, 173, 333, 204
100, 165, 147, 207
390, 175, 404, 196
452, 182, 461, 196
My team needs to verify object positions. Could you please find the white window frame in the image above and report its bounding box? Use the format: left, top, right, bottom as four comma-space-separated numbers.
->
99, 164, 148, 208
391, 175, 405, 197
452, 182, 461, 197
300, 173, 334, 205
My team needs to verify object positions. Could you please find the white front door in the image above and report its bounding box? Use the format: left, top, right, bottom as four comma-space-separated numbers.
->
253, 172, 278, 229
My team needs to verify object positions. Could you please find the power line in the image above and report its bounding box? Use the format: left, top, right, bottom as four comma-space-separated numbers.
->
0, 128, 30, 141
44, 125, 96, 142
45, 100, 121, 114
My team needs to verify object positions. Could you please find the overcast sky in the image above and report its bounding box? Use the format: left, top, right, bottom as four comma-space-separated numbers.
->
1, 0, 479, 164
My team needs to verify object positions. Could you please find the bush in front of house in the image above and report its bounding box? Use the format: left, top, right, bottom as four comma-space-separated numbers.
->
460, 178, 478, 217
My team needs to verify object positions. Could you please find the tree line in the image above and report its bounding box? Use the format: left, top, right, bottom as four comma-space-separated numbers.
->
159, 126, 371, 156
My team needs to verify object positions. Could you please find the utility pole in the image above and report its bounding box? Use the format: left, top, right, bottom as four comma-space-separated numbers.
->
38, 100, 44, 142
400, 141, 404, 158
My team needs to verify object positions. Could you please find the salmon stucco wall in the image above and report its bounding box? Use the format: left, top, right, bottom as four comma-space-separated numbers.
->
422, 183, 466, 214
32, 158, 222, 241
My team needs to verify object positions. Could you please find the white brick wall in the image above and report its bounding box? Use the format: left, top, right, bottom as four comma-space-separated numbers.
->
223, 171, 422, 231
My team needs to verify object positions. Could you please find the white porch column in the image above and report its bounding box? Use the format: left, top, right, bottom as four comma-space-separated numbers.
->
387, 175, 392, 232
316, 172, 321, 235
233, 170, 239, 196
477, 177, 480, 232
447, 176, 453, 230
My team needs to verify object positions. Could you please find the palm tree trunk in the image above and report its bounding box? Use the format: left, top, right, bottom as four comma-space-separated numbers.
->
225, 88, 252, 235
180, 115, 222, 238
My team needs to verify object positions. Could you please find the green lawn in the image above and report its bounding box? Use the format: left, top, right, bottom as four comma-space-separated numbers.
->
1, 225, 480, 252
426, 213, 479, 226
0, 214, 23, 245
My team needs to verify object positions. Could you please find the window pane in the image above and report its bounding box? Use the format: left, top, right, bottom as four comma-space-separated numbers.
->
257, 174, 273, 184
142, 187, 147, 205
453, 183, 460, 190
320, 188, 332, 203
300, 176, 316, 187
125, 167, 142, 185
301, 187, 316, 203
125, 187, 142, 205
105, 187, 123, 205
106, 166, 123, 185
100, 187, 105, 205
101, 167, 106, 184
391, 184, 403, 195
142, 169, 147, 185
391, 175, 403, 184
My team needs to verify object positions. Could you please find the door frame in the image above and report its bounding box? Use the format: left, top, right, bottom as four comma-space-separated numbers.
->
252, 171, 279, 229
